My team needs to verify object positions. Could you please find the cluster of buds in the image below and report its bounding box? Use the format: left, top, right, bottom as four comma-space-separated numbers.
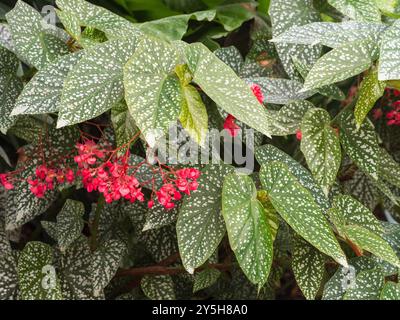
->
223, 83, 265, 137
373, 88, 400, 126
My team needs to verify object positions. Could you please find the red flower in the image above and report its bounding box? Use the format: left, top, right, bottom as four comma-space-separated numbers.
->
223, 114, 240, 137
296, 130, 302, 141
250, 83, 264, 104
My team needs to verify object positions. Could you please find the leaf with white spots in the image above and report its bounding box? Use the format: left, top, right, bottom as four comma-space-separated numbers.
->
259, 161, 347, 266
303, 39, 379, 91
179, 84, 208, 146
255, 144, 330, 211
247, 77, 316, 105
90, 239, 127, 297
380, 281, 400, 300
18, 241, 63, 300
222, 173, 273, 286
301, 108, 341, 194
177, 164, 234, 272
143, 202, 179, 232
292, 236, 325, 300
0, 46, 23, 134
378, 147, 400, 190
58, 37, 139, 128
141, 275, 176, 300
379, 19, 400, 81
183, 42, 274, 138
343, 268, 384, 300
12, 51, 84, 116
55, 0, 139, 40
6, 1, 69, 70
271, 21, 387, 48
124, 37, 182, 147
354, 71, 386, 127
0, 250, 18, 300
111, 100, 139, 149
55, 200, 85, 252
328, 0, 381, 22
338, 107, 380, 180
0, 23, 14, 52
269, 0, 322, 78
193, 268, 221, 293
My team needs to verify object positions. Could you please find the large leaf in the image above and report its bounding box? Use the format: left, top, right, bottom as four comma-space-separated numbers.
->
222, 173, 273, 286
141, 275, 176, 300
90, 239, 127, 297
354, 71, 386, 127
124, 37, 182, 147
18, 242, 63, 300
292, 236, 325, 300
0, 46, 23, 134
6, 1, 69, 69
338, 107, 380, 180
301, 108, 341, 194
303, 39, 378, 91
259, 161, 347, 266
271, 21, 387, 49
12, 51, 84, 116
269, 0, 321, 78
177, 164, 234, 273
183, 42, 274, 138
111, 100, 139, 149
379, 19, 400, 81
328, 0, 381, 22
57, 37, 139, 128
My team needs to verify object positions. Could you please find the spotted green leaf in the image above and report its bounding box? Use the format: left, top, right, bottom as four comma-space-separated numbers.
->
379, 147, 400, 190
355, 71, 386, 127
0, 46, 23, 134
292, 236, 325, 300
18, 242, 62, 300
259, 161, 347, 266
193, 268, 221, 293
90, 239, 127, 297
111, 100, 139, 149
124, 37, 182, 147
328, 0, 381, 22
12, 51, 84, 116
177, 164, 234, 273
55, 0, 139, 39
269, 0, 321, 78
0, 250, 18, 300
6, 1, 69, 70
343, 268, 384, 300
179, 84, 208, 146
56, 200, 85, 252
222, 173, 273, 286
142, 202, 179, 231
58, 37, 139, 128
303, 39, 379, 91
338, 107, 380, 180
271, 21, 387, 49
247, 77, 316, 105
301, 108, 341, 194
379, 19, 400, 81
183, 42, 274, 138
255, 144, 330, 211
141, 275, 176, 300
380, 281, 400, 300
140, 225, 178, 263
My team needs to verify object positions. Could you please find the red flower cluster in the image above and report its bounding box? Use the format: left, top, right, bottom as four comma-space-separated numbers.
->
27, 165, 75, 198
155, 168, 200, 209
372, 88, 400, 126
0, 174, 14, 190
223, 84, 265, 137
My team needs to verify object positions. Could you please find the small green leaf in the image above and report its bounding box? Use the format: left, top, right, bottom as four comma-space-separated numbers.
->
179, 84, 208, 146
6, 1, 69, 69
343, 268, 384, 300
193, 268, 221, 293
222, 173, 273, 286
260, 161, 347, 266
177, 164, 234, 273
354, 71, 386, 127
58, 37, 139, 128
301, 108, 341, 194
303, 39, 378, 91
328, 0, 381, 22
292, 236, 325, 300
141, 275, 176, 300
124, 37, 182, 147
18, 242, 63, 300
380, 281, 400, 300
142, 202, 179, 231
111, 100, 139, 149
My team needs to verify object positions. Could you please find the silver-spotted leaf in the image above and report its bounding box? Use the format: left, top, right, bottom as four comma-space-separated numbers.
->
328, 0, 381, 22
379, 19, 400, 81
193, 268, 221, 293
343, 268, 384, 300
141, 275, 175, 300
111, 100, 139, 149
380, 281, 400, 300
